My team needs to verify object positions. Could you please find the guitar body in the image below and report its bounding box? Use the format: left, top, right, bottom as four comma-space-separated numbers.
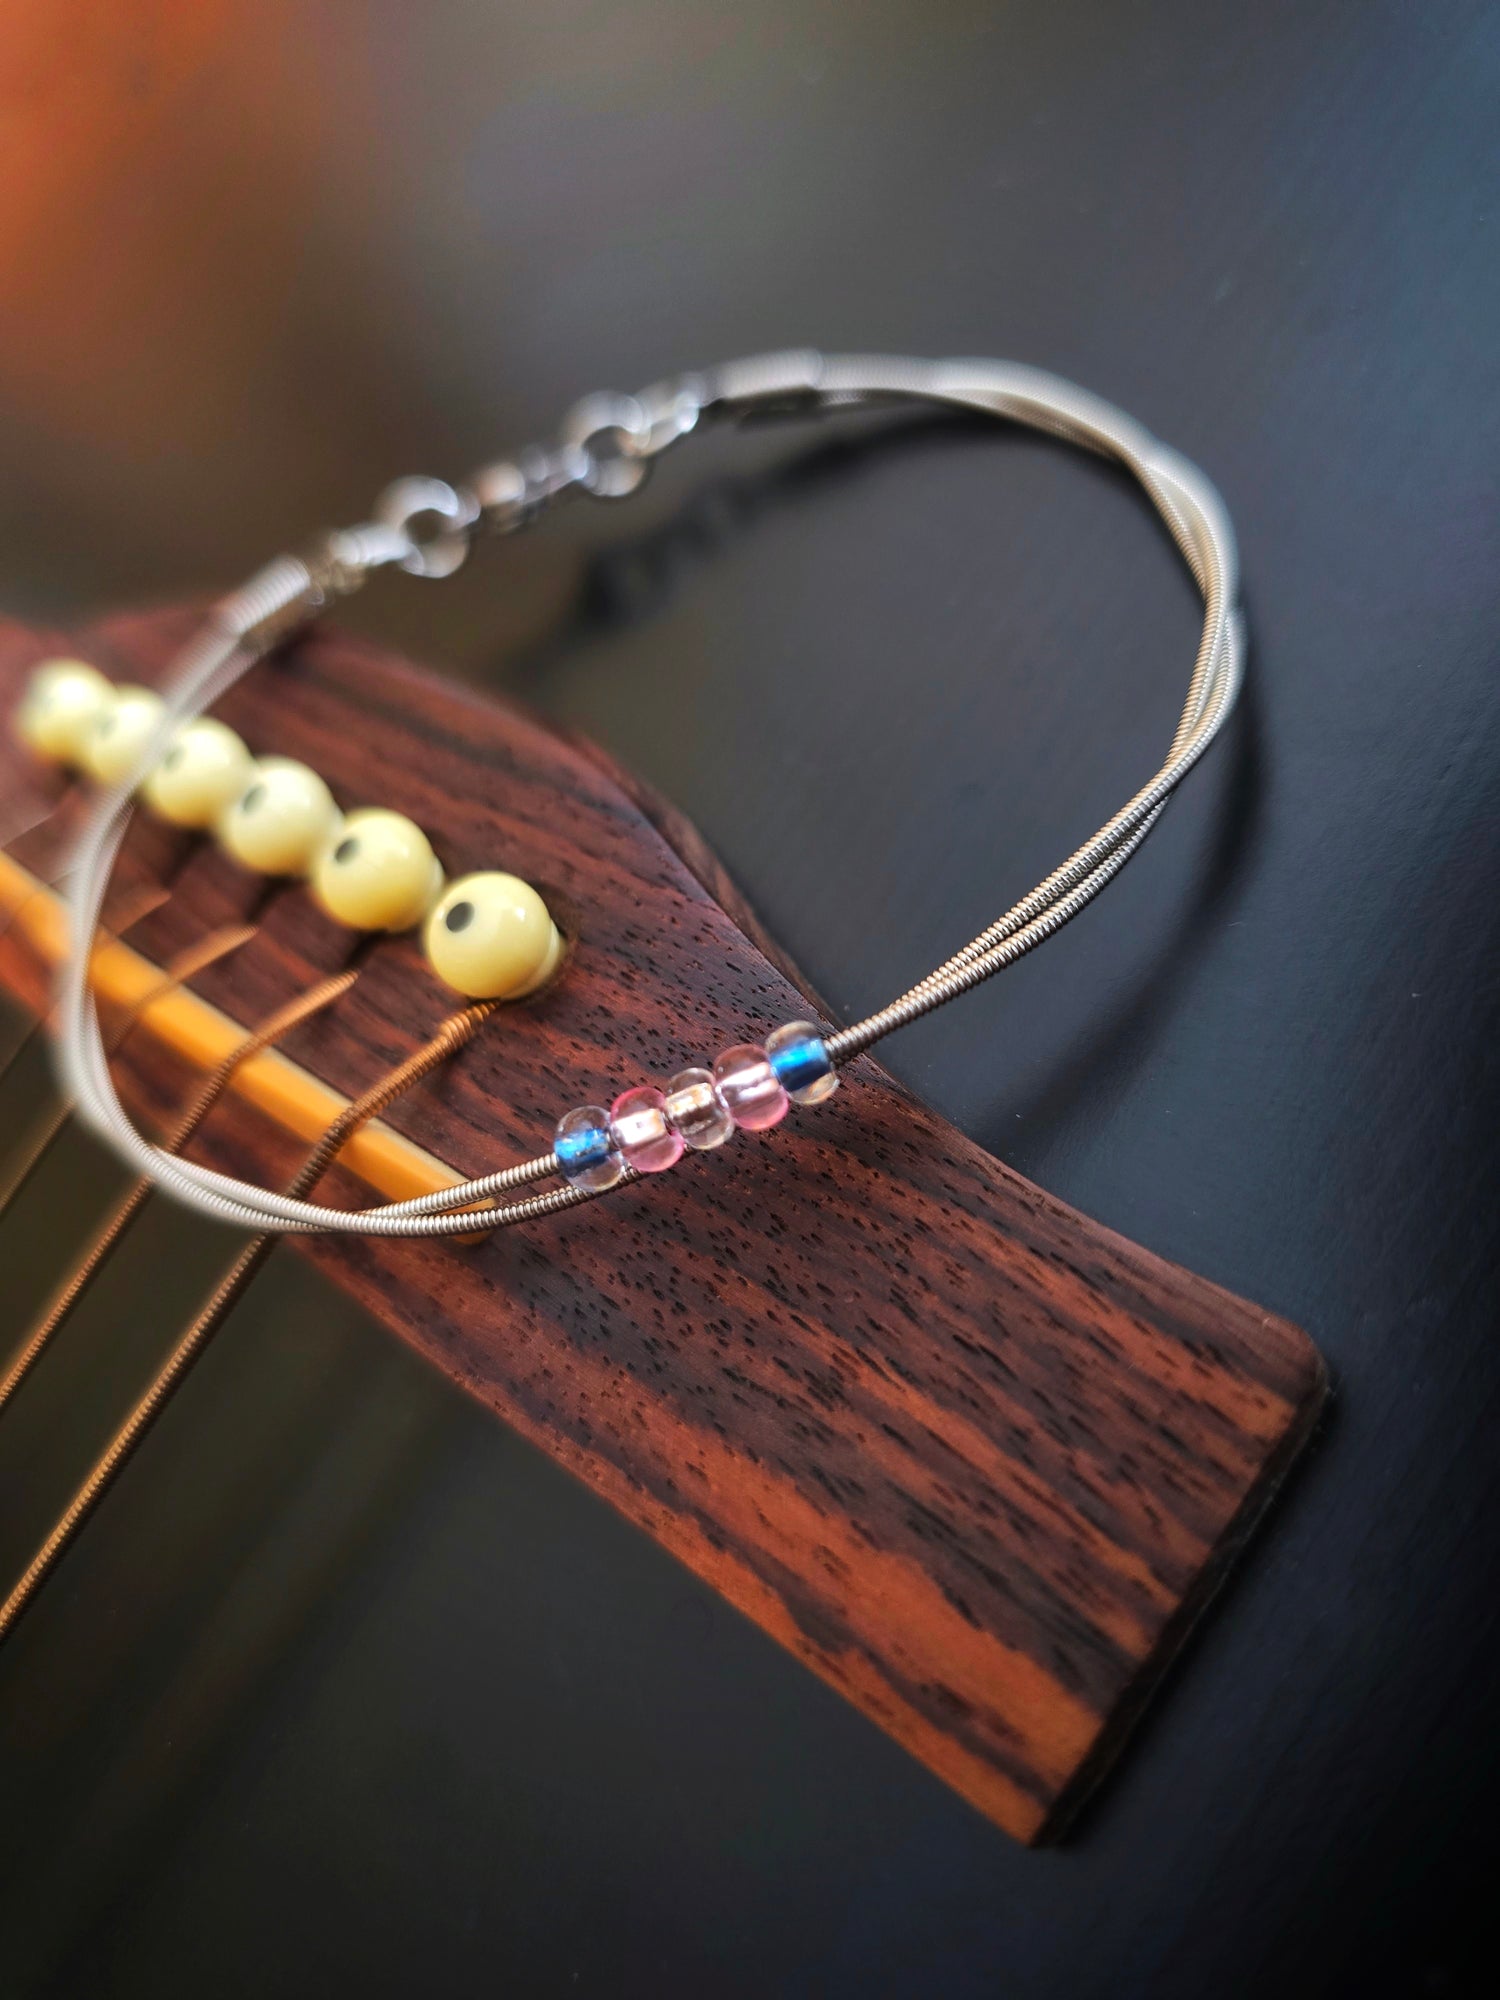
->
0, 602, 1326, 1844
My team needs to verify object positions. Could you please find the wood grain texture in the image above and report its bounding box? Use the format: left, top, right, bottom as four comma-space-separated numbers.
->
0, 603, 1327, 1843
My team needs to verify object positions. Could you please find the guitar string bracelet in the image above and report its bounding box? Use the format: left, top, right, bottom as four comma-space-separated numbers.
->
52, 350, 1243, 1238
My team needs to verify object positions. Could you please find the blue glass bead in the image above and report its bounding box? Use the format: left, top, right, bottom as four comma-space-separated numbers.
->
555, 1104, 625, 1190
766, 1021, 839, 1106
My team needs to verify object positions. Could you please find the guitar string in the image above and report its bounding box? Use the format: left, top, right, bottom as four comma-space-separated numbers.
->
0, 784, 197, 1076
0, 1001, 494, 1647
0, 872, 75, 1069
51, 352, 1243, 1239
0, 922, 258, 1221
0, 788, 91, 960
0, 881, 167, 1081
0, 811, 54, 919
0, 969, 356, 1422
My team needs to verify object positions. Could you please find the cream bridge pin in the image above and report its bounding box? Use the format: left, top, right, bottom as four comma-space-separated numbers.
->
0, 352, 1325, 1844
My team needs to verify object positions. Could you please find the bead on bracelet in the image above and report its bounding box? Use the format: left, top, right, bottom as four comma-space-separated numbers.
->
663, 1068, 734, 1150
766, 1021, 839, 1104
555, 1022, 837, 1190
610, 1086, 684, 1173
713, 1044, 789, 1130
554, 1105, 625, 1191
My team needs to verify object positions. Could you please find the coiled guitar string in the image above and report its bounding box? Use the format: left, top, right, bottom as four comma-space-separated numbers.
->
55, 352, 1243, 1238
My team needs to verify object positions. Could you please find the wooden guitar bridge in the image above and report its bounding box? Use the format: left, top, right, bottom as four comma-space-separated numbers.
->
0, 602, 1327, 1845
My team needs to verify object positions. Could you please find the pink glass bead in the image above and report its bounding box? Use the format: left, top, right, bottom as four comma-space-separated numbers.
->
712, 1044, 788, 1132
609, 1085, 684, 1173
665, 1067, 734, 1150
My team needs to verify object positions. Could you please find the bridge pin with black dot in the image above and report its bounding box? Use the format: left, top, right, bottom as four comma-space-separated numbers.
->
13, 659, 113, 765
423, 871, 562, 999
219, 758, 342, 876
82, 685, 165, 786
141, 718, 254, 828
310, 807, 444, 931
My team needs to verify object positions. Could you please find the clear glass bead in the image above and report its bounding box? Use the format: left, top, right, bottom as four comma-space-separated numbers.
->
712, 1044, 788, 1132
664, 1067, 734, 1150
610, 1086, 684, 1174
555, 1104, 624, 1190
766, 1020, 839, 1105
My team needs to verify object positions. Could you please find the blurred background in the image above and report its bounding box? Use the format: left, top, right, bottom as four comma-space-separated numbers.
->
1, 4, 1497, 1996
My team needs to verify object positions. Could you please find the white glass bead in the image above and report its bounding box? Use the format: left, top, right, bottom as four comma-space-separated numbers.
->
14, 659, 112, 763
664, 1067, 734, 1150
82, 685, 165, 786
422, 872, 563, 998
140, 718, 254, 827
310, 807, 443, 932
220, 758, 341, 876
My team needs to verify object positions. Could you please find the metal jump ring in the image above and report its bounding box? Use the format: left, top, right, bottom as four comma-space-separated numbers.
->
558, 393, 656, 500
374, 476, 480, 579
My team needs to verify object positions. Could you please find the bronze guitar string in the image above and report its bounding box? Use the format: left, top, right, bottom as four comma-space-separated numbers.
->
0, 879, 165, 1081
0, 921, 257, 1219
0, 969, 357, 1422
0, 1001, 494, 1645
